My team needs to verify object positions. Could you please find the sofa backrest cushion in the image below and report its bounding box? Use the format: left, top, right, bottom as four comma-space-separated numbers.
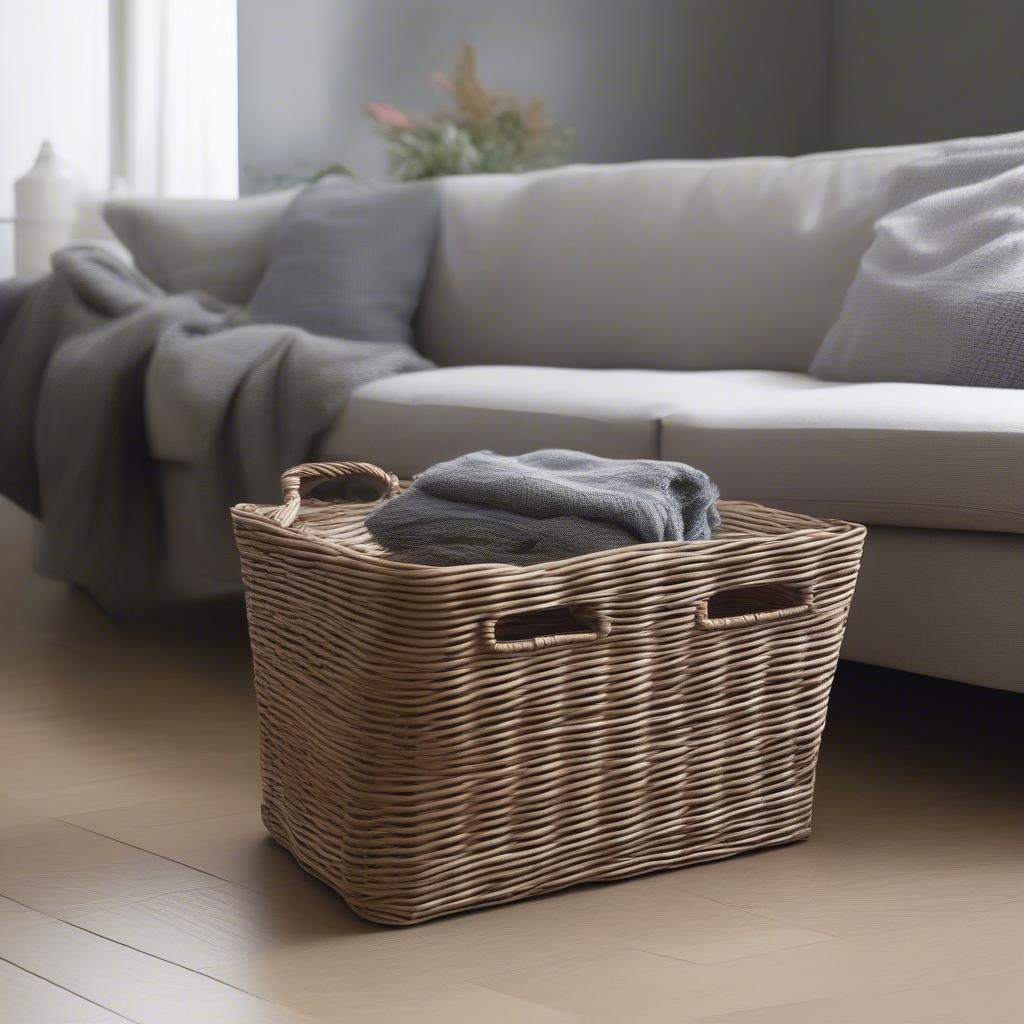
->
103, 189, 297, 304
417, 144, 938, 371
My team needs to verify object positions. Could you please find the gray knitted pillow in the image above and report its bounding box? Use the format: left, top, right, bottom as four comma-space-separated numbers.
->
248, 177, 439, 344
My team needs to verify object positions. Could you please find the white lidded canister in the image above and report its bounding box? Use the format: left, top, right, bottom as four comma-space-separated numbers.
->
14, 140, 82, 274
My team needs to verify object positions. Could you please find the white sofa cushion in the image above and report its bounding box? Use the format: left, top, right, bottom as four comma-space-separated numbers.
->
316, 365, 724, 477
148, 363, 699, 466
659, 374, 1024, 533
103, 189, 297, 304
418, 143, 938, 373
318, 367, 1024, 534
150, 362, 1024, 536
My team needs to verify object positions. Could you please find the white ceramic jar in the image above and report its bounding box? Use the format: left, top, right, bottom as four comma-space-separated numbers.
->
14, 141, 82, 274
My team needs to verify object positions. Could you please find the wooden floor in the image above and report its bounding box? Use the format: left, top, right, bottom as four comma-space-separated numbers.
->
1, 499, 1023, 1023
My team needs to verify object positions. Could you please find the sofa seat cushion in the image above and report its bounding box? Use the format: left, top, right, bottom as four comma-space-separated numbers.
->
151, 363, 1024, 537
316, 365, 756, 477
659, 375, 1024, 533
147, 363, 695, 465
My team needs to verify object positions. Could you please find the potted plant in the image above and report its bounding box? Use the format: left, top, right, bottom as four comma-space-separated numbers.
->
366, 43, 571, 180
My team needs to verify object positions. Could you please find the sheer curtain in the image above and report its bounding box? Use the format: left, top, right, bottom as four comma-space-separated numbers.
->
0, 0, 110, 275
110, 0, 238, 198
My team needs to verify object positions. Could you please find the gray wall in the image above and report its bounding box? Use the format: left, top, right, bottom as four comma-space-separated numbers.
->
238, 0, 832, 192
831, 0, 1024, 149
239, 0, 1024, 193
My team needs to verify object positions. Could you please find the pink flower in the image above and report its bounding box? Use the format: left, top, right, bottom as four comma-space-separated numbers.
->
429, 71, 454, 94
365, 102, 413, 130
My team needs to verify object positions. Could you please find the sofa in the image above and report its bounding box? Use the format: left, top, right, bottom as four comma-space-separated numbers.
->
134, 137, 1024, 694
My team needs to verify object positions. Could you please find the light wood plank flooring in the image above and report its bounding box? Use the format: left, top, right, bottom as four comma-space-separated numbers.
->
1, 497, 1022, 1023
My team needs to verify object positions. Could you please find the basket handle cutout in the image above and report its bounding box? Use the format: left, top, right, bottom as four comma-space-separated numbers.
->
270, 461, 400, 528
483, 605, 611, 654
696, 582, 813, 631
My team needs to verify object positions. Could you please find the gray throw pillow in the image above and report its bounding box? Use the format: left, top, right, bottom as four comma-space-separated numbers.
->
812, 152, 1024, 388
247, 177, 439, 344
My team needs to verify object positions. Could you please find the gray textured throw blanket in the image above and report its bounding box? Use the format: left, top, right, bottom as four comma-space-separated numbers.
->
365, 449, 720, 566
0, 246, 430, 616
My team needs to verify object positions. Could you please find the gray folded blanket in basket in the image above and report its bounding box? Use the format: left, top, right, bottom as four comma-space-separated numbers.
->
365, 449, 720, 565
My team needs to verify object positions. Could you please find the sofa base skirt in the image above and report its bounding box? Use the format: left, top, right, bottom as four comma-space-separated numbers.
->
842, 526, 1024, 694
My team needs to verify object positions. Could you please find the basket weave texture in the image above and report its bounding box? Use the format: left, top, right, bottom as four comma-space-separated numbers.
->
232, 461, 866, 925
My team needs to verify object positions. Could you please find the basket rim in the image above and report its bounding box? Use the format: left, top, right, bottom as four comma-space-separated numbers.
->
231, 498, 866, 578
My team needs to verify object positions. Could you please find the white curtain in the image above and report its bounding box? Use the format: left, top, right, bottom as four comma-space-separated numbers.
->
0, 0, 110, 275
111, 0, 238, 198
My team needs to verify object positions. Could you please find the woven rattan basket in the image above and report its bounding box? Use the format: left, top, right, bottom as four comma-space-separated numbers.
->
231, 461, 865, 925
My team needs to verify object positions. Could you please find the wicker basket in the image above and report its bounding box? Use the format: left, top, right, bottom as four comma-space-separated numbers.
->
231, 461, 865, 925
